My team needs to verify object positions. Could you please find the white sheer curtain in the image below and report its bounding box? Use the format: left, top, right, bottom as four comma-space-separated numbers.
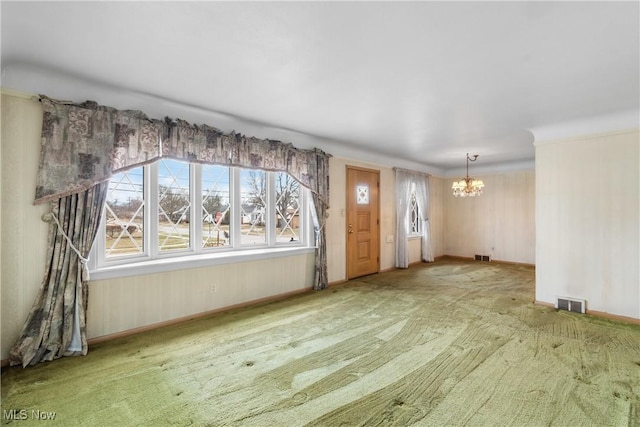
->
394, 168, 433, 268
395, 169, 412, 268
414, 175, 434, 262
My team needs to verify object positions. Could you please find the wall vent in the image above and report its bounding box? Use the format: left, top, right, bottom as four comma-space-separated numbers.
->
555, 297, 586, 314
474, 254, 491, 262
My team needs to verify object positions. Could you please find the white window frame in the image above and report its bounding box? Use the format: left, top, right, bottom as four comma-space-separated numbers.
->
153, 160, 195, 257
89, 162, 313, 280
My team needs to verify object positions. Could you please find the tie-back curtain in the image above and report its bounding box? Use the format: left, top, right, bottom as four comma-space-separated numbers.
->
394, 168, 433, 268
16, 95, 331, 366
413, 175, 434, 263
395, 169, 412, 268
35, 96, 331, 208
10, 183, 108, 367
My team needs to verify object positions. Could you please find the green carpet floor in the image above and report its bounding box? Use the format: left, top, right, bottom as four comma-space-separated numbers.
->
2, 258, 639, 426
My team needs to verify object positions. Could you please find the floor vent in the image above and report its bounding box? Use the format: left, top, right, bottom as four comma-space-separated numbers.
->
474, 254, 491, 262
555, 297, 586, 314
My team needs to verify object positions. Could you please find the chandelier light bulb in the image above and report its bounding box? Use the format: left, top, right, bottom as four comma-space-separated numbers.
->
452, 154, 484, 197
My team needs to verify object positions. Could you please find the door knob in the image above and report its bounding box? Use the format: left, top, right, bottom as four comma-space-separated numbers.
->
348, 224, 354, 233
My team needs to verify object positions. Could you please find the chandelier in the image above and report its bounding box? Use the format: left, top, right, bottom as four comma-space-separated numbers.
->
452, 153, 485, 197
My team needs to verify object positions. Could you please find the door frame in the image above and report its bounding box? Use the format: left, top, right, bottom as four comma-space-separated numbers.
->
345, 165, 381, 279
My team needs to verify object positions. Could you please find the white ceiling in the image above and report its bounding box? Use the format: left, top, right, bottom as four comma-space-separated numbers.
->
2, 1, 639, 173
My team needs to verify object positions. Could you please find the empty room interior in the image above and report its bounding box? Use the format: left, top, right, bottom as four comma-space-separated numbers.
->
1, 2, 639, 426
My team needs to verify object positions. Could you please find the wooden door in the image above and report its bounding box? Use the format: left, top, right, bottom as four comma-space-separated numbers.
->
346, 166, 380, 279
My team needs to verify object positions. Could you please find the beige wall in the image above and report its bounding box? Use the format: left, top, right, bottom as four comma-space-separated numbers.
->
535, 130, 639, 320
444, 169, 535, 264
0, 91, 534, 363
1, 93, 50, 362
0, 93, 316, 360
325, 159, 448, 281
89, 254, 315, 338
0, 93, 447, 360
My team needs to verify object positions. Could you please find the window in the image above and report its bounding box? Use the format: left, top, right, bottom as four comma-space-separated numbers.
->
409, 183, 420, 235
93, 161, 310, 273
158, 159, 191, 252
240, 169, 267, 246
202, 164, 231, 249
274, 171, 301, 243
104, 167, 145, 257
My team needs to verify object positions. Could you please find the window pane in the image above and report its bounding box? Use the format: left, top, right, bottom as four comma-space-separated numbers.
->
202, 165, 231, 248
105, 167, 144, 257
409, 191, 420, 234
357, 185, 370, 204
275, 172, 301, 243
158, 159, 190, 251
240, 169, 266, 246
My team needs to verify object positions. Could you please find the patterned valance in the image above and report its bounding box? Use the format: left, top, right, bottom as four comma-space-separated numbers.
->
35, 96, 331, 207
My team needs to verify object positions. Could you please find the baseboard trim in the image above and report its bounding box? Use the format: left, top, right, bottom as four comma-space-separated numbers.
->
328, 279, 348, 287
492, 259, 536, 268
1, 286, 324, 368
87, 287, 313, 346
585, 309, 640, 325
439, 255, 535, 267
534, 300, 555, 309
535, 300, 640, 325
328, 255, 524, 286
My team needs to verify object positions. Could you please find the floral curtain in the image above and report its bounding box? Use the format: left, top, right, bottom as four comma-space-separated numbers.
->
34, 95, 330, 284
310, 192, 329, 290
35, 96, 164, 205
17, 95, 330, 366
10, 182, 108, 367
35, 97, 330, 209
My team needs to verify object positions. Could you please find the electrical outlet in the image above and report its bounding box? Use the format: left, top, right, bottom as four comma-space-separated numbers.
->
210, 284, 217, 293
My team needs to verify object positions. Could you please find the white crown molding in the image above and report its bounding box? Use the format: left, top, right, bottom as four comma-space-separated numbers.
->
532, 127, 640, 148
0, 87, 35, 99
443, 159, 535, 178
530, 110, 640, 145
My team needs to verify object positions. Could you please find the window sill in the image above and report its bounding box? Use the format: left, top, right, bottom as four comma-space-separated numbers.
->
89, 246, 316, 281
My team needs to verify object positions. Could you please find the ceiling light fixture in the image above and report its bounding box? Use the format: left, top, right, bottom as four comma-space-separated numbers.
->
452, 153, 484, 197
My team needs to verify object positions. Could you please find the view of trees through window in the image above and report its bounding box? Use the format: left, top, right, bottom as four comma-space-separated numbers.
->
275, 171, 300, 243
241, 170, 267, 245
103, 160, 304, 260
158, 159, 191, 252
202, 164, 230, 248
104, 167, 144, 257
